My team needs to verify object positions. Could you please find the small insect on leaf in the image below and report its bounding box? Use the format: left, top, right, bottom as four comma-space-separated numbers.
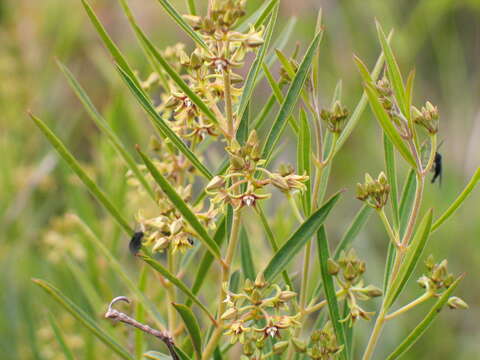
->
129, 231, 144, 255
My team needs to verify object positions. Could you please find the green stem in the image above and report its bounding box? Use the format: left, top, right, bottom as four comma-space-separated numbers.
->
377, 208, 400, 247
202, 210, 241, 360
422, 134, 437, 175
287, 193, 304, 223
384, 292, 433, 321
223, 68, 234, 138
166, 249, 177, 332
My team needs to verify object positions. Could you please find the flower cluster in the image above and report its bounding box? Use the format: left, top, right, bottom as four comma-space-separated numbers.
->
307, 322, 344, 359
127, 139, 217, 254
328, 249, 382, 326
320, 101, 350, 133
206, 130, 308, 210
222, 274, 300, 358
356, 172, 390, 209
418, 255, 455, 294
413, 101, 439, 134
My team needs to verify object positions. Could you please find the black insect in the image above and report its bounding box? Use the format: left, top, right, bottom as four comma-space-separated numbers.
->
187, 237, 195, 246
431, 152, 442, 185
129, 231, 144, 255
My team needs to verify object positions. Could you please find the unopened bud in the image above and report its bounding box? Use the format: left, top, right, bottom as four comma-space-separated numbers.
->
447, 296, 468, 310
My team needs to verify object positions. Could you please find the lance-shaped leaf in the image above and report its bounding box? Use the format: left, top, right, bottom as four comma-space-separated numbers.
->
364, 83, 417, 168
236, 0, 278, 33
240, 227, 256, 281
376, 21, 408, 116
237, 3, 278, 121
58, 61, 155, 201
263, 191, 341, 281
385, 274, 464, 360
172, 304, 202, 360
385, 209, 433, 309
317, 227, 347, 359
298, 108, 312, 215
116, 5, 219, 126
48, 314, 75, 360
81, 0, 139, 86
262, 30, 323, 162
432, 167, 480, 232
140, 254, 216, 324
185, 0, 196, 15
137, 148, 221, 259
29, 113, 134, 235
155, 0, 210, 53
32, 279, 134, 360
116, 66, 213, 180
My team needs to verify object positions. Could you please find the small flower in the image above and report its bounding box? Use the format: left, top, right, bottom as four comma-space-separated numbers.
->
356, 172, 390, 209
413, 101, 439, 134
447, 296, 469, 310
321, 100, 350, 133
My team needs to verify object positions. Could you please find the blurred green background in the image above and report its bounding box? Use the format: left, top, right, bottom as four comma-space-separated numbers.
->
1, 0, 479, 359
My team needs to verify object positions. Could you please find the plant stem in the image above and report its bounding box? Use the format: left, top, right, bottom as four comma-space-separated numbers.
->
287, 193, 304, 223
423, 134, 437, 175
202, 210, 241, 360
361, 307, 387, 360
223, 68, 234, 138
384, 292, 433, 321
305, 288, 347, 314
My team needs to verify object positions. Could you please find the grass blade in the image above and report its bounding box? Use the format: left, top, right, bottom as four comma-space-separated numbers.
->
399, 169, 417, 237
58, 60, 156, 201
140, 254, 216, 324
32, 279, 134, 360
240, 227, 256, 281
385, 209, 433, 309
364, 83, 416, 168
384, 134, 399, 227
385, 275, 464, 360
317, 226, 347, 359
236, 0, 278, 33
172, 303, 202, 360
137, 147, 221, 260
262, 30, 323, 162
116, 65, 213, 180
236, 103, 249, 145
154, 0, 210, 53
432, 167, 480, 232
263, 191, 341, 281
185, 0, 196, 15
29, 113, 134, 235
237, 3, 278, 121
144, 352, 171, 360
48, 313, 75, 360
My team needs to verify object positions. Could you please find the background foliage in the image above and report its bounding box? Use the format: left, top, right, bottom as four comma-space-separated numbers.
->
1, 0, 479, 359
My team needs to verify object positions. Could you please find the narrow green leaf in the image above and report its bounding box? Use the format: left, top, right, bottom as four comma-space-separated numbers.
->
405, 69, 416, 121
386, 275, 464, 360
32, 279, 134, 360
252, 93, 276, 130
189, 217, 226, 304
155, 0, 210, 53
432, 167, 480, 232
317, 227, 347, 359
137, 148, 221, 259
364, 83, 416, 168
144, 351, 171, 360
172, 304, 202, 360
58, 61, 156, 201
240, 227, 256, 281
48, 313, 75, 360
81, 0, 139, 86
262, 30, 323, 162
185, 0, 196, 15
140, 254, 216, 323
236, 103, 249, 145
335, 33, 392, 155
116, 65, 213, 180
385, 209, 433, 309
399, 169, 417, 237
262, 62, 299, 134
263, 17, 297, 69
237, 3, 278, 121
229, 270, 241, 293
75, 217, 166, 328
135, 266, 148, 359
118, 9, 218, 126
298, 108, 312, 215
263, 191, 341, 281
375, 21, 408, 116
236, 0, 278, 33
29, 113, 134, 235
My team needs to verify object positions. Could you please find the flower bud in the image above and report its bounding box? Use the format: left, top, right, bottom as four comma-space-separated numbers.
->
364, 285, 383, 298
447, 296, 468, 310
273, 341, 289, 354
221, 307, 238, 320
327, 258, 340, 275
206, 176, 225, 191
291, 338, 307, 353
